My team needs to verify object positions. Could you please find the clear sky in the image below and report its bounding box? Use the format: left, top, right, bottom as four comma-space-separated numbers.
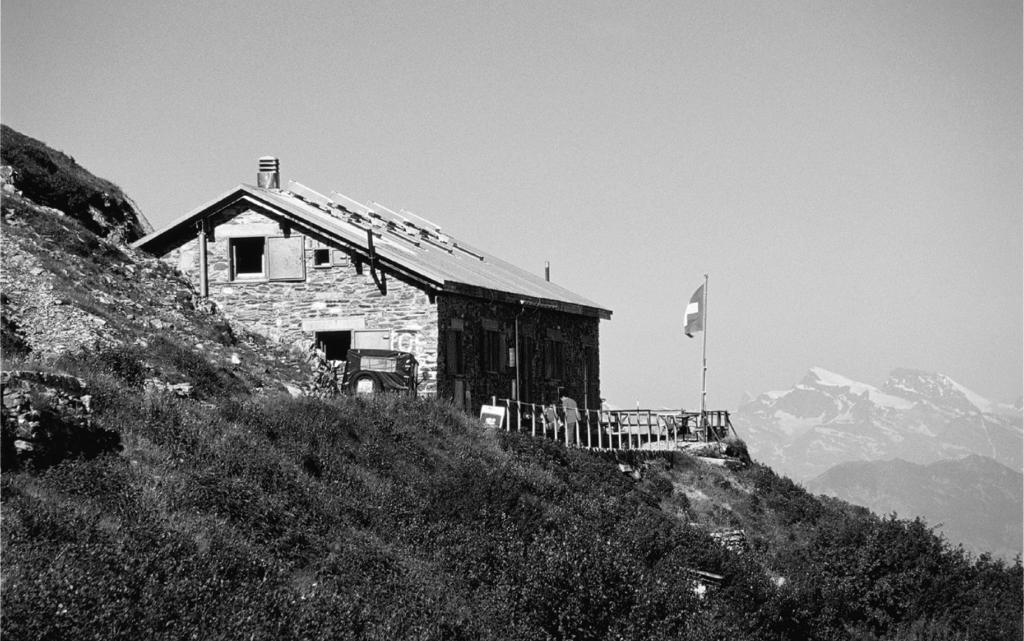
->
3, 0, 1021, 409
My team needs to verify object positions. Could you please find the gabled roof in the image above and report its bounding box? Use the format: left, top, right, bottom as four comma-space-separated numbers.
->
133, 182, 611, 319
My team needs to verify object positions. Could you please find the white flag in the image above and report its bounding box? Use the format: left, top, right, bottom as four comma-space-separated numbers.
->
684, 284, 704, 338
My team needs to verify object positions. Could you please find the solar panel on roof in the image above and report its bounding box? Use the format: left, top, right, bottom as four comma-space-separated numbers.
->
453, 242, 485, 261
284, 181, 332, 209
330, 191, 373, 217
400, 209, 441, 233
418, 231, 454, 253
368, 202, 407, 225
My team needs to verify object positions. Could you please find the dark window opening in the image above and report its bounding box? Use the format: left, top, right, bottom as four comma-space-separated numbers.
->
315, 331, 352, 361
231, 237, 265, 278
445, 329, 464, 375
520, 336, 535, 402
544, 339, 565, 380
313, 248, 331, 267
481, 329, 502, 373
583, 345, 596, 409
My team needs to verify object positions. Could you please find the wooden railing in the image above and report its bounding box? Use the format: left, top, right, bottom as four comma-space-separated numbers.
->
494, 398, 736, 452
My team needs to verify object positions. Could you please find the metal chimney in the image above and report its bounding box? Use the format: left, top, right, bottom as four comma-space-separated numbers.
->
257, 156, 280, 189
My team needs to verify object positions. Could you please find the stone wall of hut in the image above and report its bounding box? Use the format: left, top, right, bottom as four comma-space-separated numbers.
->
165, 209, 439, 394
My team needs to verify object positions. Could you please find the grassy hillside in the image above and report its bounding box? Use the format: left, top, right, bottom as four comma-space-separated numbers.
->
1, 130, 1021, 640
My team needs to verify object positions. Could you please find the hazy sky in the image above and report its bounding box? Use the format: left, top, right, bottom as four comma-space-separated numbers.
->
3, 0, 1021, 409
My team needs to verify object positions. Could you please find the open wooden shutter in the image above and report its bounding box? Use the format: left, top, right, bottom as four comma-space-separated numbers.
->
353, 330, 391, 350
267, 236, 305, 281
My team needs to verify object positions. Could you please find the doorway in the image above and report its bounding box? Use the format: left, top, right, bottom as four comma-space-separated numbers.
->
315, 331, 352, 361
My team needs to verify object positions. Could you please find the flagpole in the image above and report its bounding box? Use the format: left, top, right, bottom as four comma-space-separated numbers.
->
699, 273, 709, 434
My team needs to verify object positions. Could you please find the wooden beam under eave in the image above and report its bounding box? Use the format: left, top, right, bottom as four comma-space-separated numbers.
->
442, 282, 612, 320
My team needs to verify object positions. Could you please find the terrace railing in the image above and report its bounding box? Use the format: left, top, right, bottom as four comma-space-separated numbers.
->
494, 398, 737, 453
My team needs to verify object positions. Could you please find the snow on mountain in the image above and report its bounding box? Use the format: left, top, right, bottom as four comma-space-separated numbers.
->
733, 367, 1023, 481
805, 367, 915, 410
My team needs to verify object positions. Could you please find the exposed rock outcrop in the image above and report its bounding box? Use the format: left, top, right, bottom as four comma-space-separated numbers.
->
0, 370, 120, 470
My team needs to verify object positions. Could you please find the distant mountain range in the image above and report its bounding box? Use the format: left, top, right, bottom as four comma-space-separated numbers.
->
733, 367, 1022, 481
806, 455, 1023, 561
734, 367, 1023, 560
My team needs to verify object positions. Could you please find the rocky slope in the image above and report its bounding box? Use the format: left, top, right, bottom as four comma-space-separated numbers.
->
807, 455, 1023, 561
0, 126, 308, 393
733, 367, 1023, 481
1, 125, 152, 243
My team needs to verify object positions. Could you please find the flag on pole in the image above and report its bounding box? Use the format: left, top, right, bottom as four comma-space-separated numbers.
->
684, 283, 704, 337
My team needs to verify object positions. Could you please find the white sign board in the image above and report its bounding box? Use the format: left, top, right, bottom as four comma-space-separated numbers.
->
479, 405, 506, 429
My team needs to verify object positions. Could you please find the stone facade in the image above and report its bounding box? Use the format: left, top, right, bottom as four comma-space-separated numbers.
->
167, 209, 440, 394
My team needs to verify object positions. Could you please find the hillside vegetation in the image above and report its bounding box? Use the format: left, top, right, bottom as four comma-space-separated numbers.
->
1, 124, 151, 242
1, 126, 1021, 640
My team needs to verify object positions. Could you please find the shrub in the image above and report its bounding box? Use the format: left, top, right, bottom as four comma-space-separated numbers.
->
723, 437, 751, 464
1, 302, 32, 360
69, 345, 148, 387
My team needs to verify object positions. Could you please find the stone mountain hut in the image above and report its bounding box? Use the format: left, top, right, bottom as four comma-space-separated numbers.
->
133, 158, 612, 412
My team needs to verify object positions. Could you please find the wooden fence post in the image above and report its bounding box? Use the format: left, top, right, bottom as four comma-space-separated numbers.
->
564, 403, 570, 447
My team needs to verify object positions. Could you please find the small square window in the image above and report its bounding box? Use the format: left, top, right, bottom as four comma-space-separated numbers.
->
313, 248, 331, 267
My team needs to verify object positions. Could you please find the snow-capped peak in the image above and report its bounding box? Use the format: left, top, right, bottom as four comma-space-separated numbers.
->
946, 377, 996, 414
732, 366, 1023, 483
805, 367, 869, 391
802, 367, 914, 410
882, 369, 1019, 416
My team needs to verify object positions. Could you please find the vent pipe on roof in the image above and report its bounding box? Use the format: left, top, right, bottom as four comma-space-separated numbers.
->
545, 261, 550, 282
257, 156, 280, 189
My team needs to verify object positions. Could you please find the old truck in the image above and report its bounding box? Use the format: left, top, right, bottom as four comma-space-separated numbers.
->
342, 349, 419, 396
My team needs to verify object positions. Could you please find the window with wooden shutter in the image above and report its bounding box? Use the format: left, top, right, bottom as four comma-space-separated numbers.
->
267, 236, 305, 281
